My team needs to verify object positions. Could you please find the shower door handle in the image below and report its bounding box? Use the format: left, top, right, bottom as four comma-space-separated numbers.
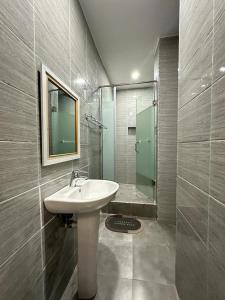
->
135, 141, 140, 152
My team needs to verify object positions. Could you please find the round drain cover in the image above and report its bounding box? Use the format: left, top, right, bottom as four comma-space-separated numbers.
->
105, 215, 143, 234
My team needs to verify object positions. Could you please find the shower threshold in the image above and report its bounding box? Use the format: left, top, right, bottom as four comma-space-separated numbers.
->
102, 183, 157, 219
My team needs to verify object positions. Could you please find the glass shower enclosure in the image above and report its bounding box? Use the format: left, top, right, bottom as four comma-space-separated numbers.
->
100, 82, 157, 203
136, 85, 157, 201
100, 86, 115, 181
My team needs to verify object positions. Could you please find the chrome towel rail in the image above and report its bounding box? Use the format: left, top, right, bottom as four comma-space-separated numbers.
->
84, 113, 107, 129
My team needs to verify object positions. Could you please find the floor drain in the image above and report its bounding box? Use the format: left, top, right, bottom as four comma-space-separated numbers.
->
105, 215, 143, 234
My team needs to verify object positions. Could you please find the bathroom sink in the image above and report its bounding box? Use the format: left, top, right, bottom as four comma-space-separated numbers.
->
44, 179, 119, 214
44, 179, 119, 300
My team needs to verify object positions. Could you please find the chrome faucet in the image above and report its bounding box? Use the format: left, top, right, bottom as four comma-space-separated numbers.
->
74, 176, 88, 188
69, 170, 79, 187
70, 170, 88, 187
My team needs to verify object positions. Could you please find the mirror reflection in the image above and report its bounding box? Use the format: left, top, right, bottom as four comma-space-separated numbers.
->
48, 79, 77, 156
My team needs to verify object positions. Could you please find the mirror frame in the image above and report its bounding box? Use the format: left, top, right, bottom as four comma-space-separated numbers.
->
41, 64, 80, 166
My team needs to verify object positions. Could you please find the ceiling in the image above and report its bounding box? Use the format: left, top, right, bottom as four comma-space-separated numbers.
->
79, 0, 179, 84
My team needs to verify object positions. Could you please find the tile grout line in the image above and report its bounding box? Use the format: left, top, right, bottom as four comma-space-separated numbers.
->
132, 278, 179, 288
209, 194, 225, 209
69, 0, 71, 89
1, 15, 34, 52
0, 172, 72, 206
41, 215, 56, 230
177, 175, 210, 198
177, 168, 210, 200
0, 186, 39, 206
0, 80, 37, 100
39, 171, 72, 187
178, 69, 225, 112
177, 139, 225, 144
177, 208, 207, 248
206, 3, 215, 298
0, 229, 41, 269
208, 0, 215, 252
0, 140, 36, 144
177, 140, 210, 144
208, 139, 225, 143
177, 175, 225, 209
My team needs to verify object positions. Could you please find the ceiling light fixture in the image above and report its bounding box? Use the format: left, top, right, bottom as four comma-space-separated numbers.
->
131, 71, 140, 80
219, 66, 225, 73
75, 78, 86, 86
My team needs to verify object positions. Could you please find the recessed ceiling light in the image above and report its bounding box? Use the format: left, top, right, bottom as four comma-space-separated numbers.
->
75, 78, 86, 85
220, 66, 225, 73
131, 71, 140, 80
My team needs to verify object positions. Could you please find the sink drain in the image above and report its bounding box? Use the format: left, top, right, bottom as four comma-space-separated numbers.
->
105, 215, 143, 234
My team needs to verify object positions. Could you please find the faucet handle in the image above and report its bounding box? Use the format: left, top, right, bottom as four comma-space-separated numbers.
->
73, 170, 79, 178
70, 170, 80, 187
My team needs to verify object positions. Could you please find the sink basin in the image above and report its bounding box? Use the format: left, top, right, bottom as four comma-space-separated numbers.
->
44, 179, 119, 300
44, 179, 119, 214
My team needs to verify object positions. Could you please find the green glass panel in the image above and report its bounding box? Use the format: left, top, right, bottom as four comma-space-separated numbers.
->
48, 81, 76, 156
101, 87, 115, 180
136, 104, 155, 198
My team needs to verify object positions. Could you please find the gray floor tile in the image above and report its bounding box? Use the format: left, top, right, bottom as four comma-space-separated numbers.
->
97, 215, 177, 298
132, 280, 178, 300
133, 244, 175, 285
97, 238, 133, 280
133, 220, 175, 248
94, 275, 132, 300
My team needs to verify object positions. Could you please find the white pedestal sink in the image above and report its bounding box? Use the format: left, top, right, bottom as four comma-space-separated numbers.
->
44, 179, 119, 299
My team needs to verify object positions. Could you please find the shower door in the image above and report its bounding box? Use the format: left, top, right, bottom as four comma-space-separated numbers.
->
136, 89, 156, 200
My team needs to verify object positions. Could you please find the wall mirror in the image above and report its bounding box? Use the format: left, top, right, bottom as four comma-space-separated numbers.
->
41, 65, 80, 166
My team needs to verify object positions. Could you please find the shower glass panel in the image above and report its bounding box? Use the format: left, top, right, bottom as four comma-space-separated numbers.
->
136, 86, 156, 201
100, 87, 115, 180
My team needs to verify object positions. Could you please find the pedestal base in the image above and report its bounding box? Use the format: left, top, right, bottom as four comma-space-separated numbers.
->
77, 210, 100, 299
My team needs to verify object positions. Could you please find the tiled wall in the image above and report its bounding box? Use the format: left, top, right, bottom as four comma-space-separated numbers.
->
176, 1, 225, 299
154, 37, 179, 224
0, 1, 109, 299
